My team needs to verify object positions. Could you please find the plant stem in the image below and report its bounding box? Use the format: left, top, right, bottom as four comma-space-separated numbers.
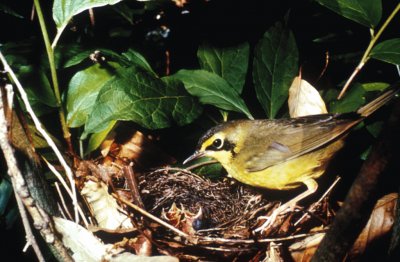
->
338, 3, 400, 99
33, 0, 74, 153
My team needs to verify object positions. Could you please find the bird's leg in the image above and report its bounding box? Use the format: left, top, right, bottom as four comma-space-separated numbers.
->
254, 179, 318, 233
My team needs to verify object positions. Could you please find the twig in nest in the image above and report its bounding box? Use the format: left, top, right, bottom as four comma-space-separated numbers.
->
294, 176, 341, 226
185, 160, 219, 171
114, 193, 190, 240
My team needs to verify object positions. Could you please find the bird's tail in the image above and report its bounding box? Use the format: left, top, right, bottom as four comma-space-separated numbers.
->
357, 82, 400, 117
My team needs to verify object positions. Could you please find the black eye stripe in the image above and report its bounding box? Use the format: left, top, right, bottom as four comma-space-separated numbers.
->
205, 139, 235, 152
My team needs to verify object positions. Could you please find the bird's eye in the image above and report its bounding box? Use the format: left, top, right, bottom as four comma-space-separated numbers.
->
213, 138, 223, 149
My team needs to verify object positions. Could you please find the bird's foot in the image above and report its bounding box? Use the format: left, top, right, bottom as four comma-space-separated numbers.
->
253, 204, 294, 234
253, 211, 279, 233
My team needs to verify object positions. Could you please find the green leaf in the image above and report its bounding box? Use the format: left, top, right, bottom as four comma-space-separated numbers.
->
370, 39, 400, 65
171, 69, 253, 119
0, 3, 24, 18
366, 121, 383, 138
122, 49, 156, 74
330, 83, 366, 113
86, 120, 117, 154
53, 0, 122, 42
24, 69, 58, 108
253, 22, 298, 118
197, 42, 250, 94
315, 0, 382, 28
0, 179, 12, 216
82, 66, 202, 138
112, 3, 135, 25
63, 49, 125, 68
66, 63, 119, 128
361, 82, 390, 92
185, 157, 223, 179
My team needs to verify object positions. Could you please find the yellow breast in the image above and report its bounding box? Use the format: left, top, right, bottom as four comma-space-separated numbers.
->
222, 140, 344, 190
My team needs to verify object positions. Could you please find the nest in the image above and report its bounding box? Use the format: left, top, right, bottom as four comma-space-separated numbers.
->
76, 130, 333, 260
139, 168, 274, 234
124, 166, 330, 260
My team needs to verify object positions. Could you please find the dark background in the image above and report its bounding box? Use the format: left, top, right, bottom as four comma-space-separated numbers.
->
1, 0, 399, 260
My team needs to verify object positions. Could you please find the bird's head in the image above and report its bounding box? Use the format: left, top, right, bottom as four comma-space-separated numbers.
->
183, 121, 245, 166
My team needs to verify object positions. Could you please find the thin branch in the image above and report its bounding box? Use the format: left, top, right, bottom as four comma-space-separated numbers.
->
44, 159, 89, 227
338, 3, 400, 99
55, 182, 73, 221
89, 8, 95, 26
0, 52, 79, 223
32, 0, 74, 153
294, 176, 341, 226
186, 160, 218, 171
12, 185, 45, 261
114, 194, 190, 239
0, 87, 73, 262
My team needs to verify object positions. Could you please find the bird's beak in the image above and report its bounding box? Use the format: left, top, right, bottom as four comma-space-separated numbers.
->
183, 150, 205, 165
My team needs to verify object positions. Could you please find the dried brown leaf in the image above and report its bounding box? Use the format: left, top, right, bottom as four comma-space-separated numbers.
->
81, 180, 134, 230
349, 192, 397, 260
288, 193, 397, 261
102, 130, 175, 169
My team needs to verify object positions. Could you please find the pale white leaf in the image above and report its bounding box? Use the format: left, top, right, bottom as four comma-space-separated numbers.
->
288, 76, 327, 117
81, 180, 133, 230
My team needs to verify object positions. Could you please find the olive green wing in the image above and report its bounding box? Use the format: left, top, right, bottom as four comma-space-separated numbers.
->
243, 114, 360, 172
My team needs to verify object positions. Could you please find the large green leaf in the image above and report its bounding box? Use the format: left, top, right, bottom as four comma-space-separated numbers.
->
197, 42, 250, 94
315, 0, 382, 28
370, 39, 400, 65
329, 83, 367, 113
253, 22, 298, 119
66, 63, 119, 128
171, 69, 253, 119
82, 66, 202, 138
52, 0, 122, 44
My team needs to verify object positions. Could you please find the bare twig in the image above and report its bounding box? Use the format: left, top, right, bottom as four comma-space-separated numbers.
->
114, 194, 190, 239
0, 52, 79, 223
89, 8, 95, 26
316, 51, 329, 83
44, 159, 89, 227
165, 50, 170, 76
294, 176, 341, 226
123, 164, 145, 208
186, 160, 219, 171
338, 3, 400, 99
55, 182, 73, 221
0, 86, 73, 262
12, 186, 45, 261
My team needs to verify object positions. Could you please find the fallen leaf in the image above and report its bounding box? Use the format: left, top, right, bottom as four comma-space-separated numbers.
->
288, 193, 397, 261
288, 76, 327, 117
349, 192, 397, 260
81, 180, 134, 230
54, 217, 178, 262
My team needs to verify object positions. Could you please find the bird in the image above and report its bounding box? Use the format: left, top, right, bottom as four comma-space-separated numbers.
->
183, 85, 399, 232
